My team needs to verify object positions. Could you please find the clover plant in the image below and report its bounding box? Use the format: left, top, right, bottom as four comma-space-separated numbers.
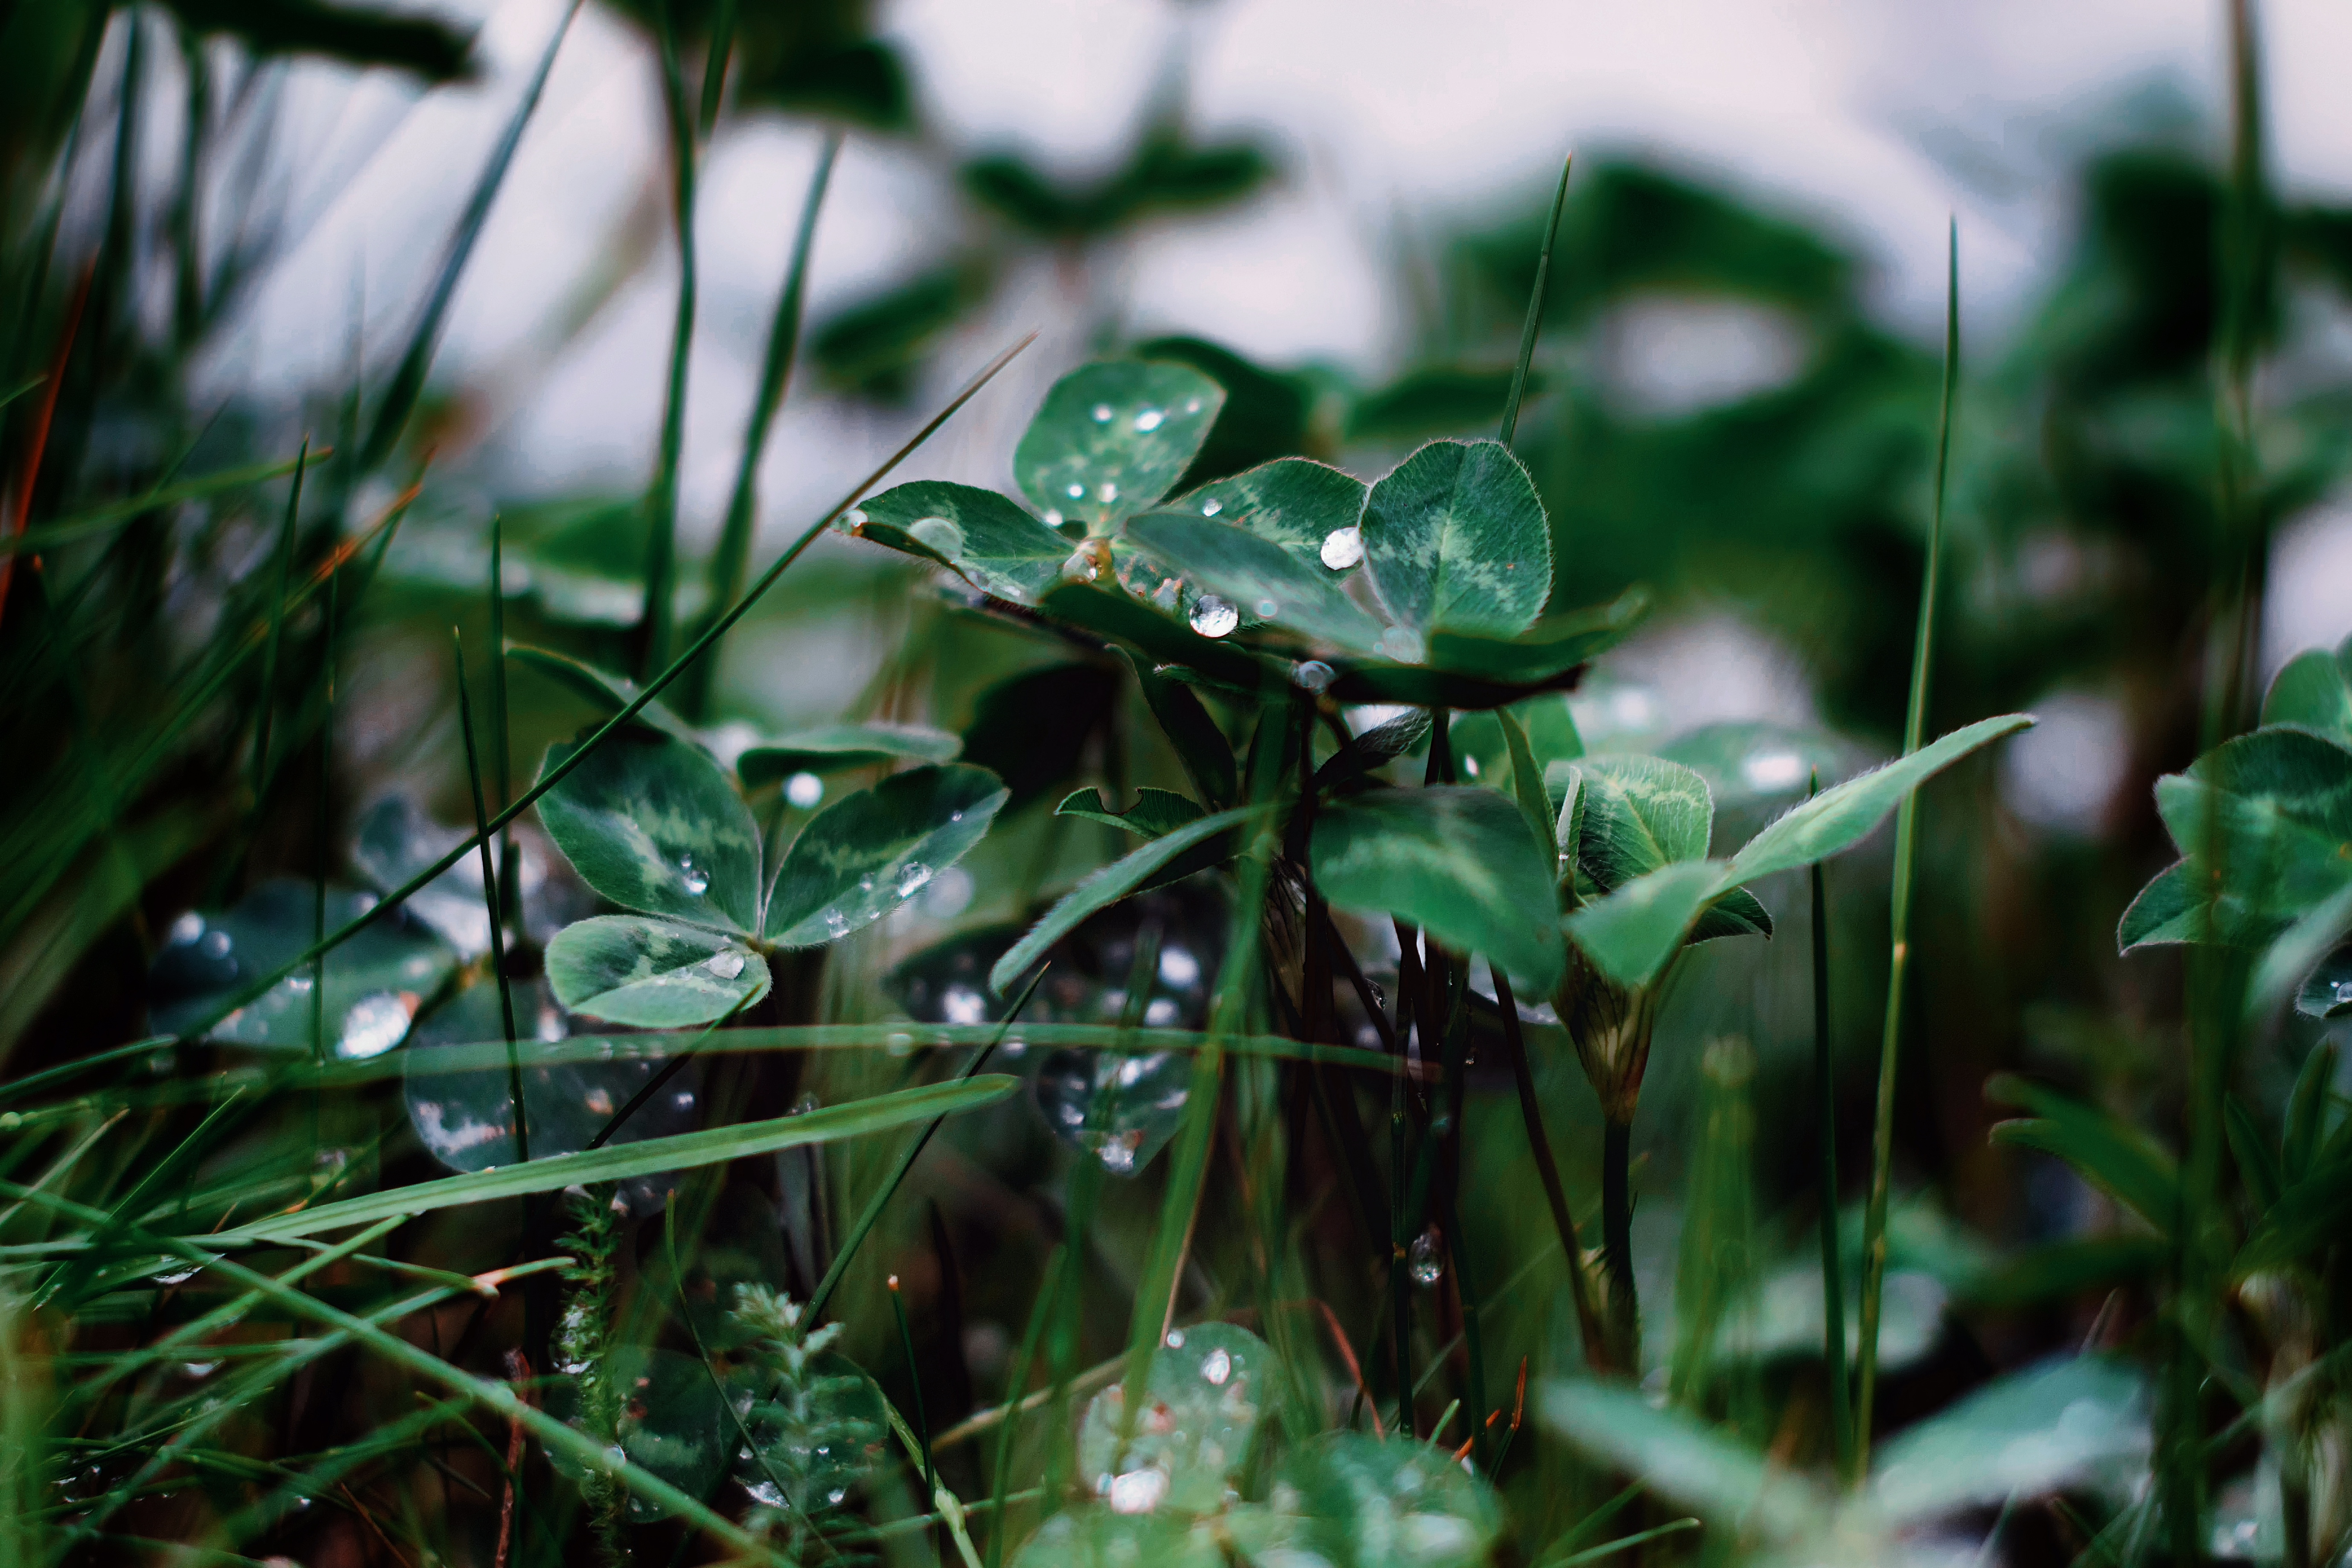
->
533, 723, 1006, 1026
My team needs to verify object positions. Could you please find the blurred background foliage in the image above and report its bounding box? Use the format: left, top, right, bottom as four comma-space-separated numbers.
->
6, 0, 2352, 1559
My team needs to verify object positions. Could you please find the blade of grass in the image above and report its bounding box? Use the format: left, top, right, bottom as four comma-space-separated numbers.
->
452, 627, 526, 1161
172, 335, 1033, 1039
683, 128, 840, 718
1851, 220, 1958, 1475
987, 1244, 1063, 1568
638, 0, 699, 679
807, 967, 1046, 1320
3, 447, 333, 556
1498, 149, 1571, 449
695, 0, 739, 136
356, 0, 580, 474
247, 437, 307, 799
4, 1181, 784, 1565
157, 1077, 1021, 1247
1496, 970, 1606, 1367
1810, 795, 1854, 1477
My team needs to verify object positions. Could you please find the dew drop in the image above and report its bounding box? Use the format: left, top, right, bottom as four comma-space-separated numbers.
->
1165, 1329, 1186, 1348
1159, 948, 1200, 987
1201, 1347, 1232, 1385
2335, 979, 2352, 1004
286, 973, 315, 995
1294, 659, 1335, 693
1098, 482, 1119, 504
823, 909, 851, 938
897, 861, 934, 898
1320, 525, 1364, 570
705, 950, 747, 980
201, 930, 233, 959
1256, 597, 1280, 618
169, 911, 204, 945
1108, 1467, 1168, 1514
786, 772, 825, 809
1061, 549, 1100, 583
1408, 1225, 1445, 1288
1188, 595, 1238, 638
583, 1088, 614, 1115
679, 854, 711, 896
1098, 1131, 1142, 1174
1143, 997, 1179, 1026
336, 991, 412, 1060
1091, 402, 1113, 423
1185, 398, 1202, 413
1133, 408, 1165, 432
1200, 497, 1223, 516
1067, 483, 1086, 499
1043, 508, 1064, 527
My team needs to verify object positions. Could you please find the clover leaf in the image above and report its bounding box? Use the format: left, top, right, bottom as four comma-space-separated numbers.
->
536, 725, 1007, 1026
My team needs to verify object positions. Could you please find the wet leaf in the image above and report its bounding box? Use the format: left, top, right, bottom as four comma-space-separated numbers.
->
1010, 1507, 1227, 1568
1312, 786, 1565, 991
545, 1346, 728, 1521
1542, 1379, 1826, 1542
736, 722, 962, 787
350, 794, 491, 956
764, 764, 1008, 946
537, 726, 762, 933
1077, 1323, 1271, 1510
1869, 1355, 2151, 1521
1359, 438, 1551, 639
1035, 1049, 1192, 1176
732, 1346, 889, 1518
888, 885, 1218, 1030
855, 478, 1072, 602
1166, 457, 1368, 571
544, 915, 771, 1028
1125, 510, 1387, 653
2297, 941, 2352, 1018
149, 880, 456, 1056
1015, 361, 1226, 533
1038, 582, 1278, 695
1273, 1431, 1505, 1568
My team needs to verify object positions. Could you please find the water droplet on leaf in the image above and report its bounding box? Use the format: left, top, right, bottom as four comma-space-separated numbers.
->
679, 854, 710, 896
1409, 1225, 1445, 1287
1320, 525, 1364, 570
705, 950, 746, 980
1133, 408, 1165, 432
786, 772, 824, 809
1107, 1467, 1168, 1513
1189, 595, 1238, 638
337, 991, 412, 1060
1201, 1347, 1232, 1385
1200, 498, 1222, 516
1294, 660, 1335, 693
1091, 402, 1113, 423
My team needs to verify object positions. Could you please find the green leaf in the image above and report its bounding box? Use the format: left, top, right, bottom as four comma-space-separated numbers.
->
1359, 438, 1551, 638
1055, 787, 1207, 839
1273, 1431, 1504, 1568
1728, 713, 2035, 884
1689, 884, 1773, 943
160, 0, 471, 81
737, 723, 962, 786
1420, 586, 1651, 685
765, 764, 1008, 946
202, 1075, 1022, 1245
147, 880, 457, 1056
2146, 726, 2352, 945
544, 915, 770, 1028
1657, 722, 1843, 814
1313, 710, 1431, 792
1561, 860, 1733, 990
351, 794, 494, 956
1011, 1509, 1227, 1568
1038, 582, 1277, 694
1125, 510, 1386, 653
1566, 755, 1714, 891
1496, 707, 1559, 870
1015, 361, 1226, 533
1312, 787, 1565, 991
2118, 861, 2203, 952
536, 726, 763, 933
854, 479, 1071, 602
1540, 1379, 1826, 1542
1118, 648, 1236, 808
404, 977, 699, 1177
2261, 634, 2352, 740
1168, 457, 1368, 570
1034, 1046, 1195, 1176
1076, 1323, 1271, 1510
1868, 1355, 2149, 1522
988, 808, 1263, 995
1986, 1075, 2179, 1233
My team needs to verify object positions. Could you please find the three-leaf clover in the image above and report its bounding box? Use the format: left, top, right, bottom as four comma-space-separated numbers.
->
535, 726, 1007, 1027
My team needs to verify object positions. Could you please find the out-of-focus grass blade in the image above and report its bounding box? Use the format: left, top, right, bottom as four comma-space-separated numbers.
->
248, 438, 309, 798
171, 336, 1035, 1040
638, 0, 698, 677
192, 1075, 1019, 1245
1498, 150, 1571, 450
356, 0, 581, 474
685, 128, 840, 716
3, 447, 332, 556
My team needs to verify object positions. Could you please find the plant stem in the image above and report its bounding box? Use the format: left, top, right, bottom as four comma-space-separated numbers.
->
1495, 971, 1607, 1368
1810, 829, 1854, 1475
452, 629, 527, 1164
1601, 1117, 1635, 1362
1852, 220, 1959, 1474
